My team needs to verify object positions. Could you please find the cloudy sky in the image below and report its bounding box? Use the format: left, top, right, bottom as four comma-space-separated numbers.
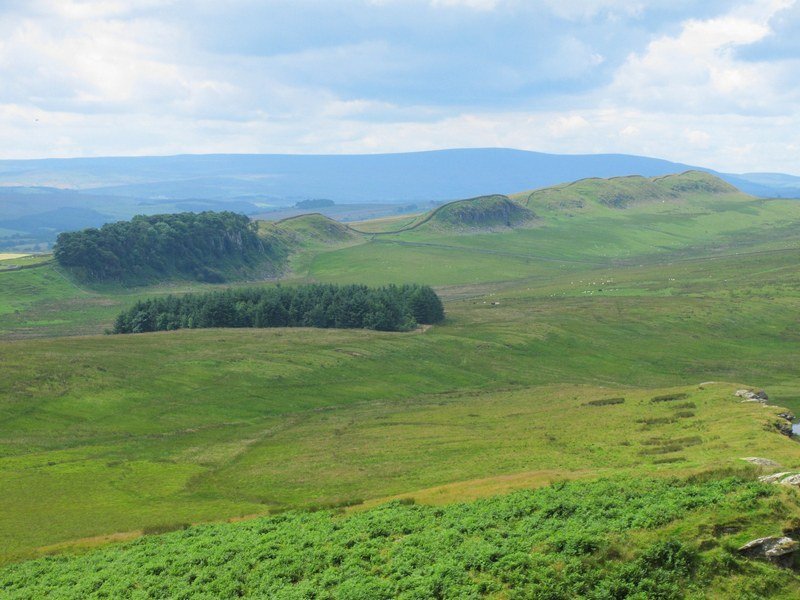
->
0, 0, 798, 172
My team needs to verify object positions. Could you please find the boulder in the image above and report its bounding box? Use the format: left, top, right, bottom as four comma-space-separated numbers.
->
735, 389, 769, 402
758, 472, 794, 484
738, 536, 798, 568
778, 412, 795, 422
780, 474, 800, 487
742, 457, 781, 468
774, 421, 794, 437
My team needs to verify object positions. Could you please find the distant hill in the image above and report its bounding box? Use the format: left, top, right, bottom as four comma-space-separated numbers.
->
274, 213, 358, 245
1, 149, 797, 204
424, 195, 536, 231
350, 171, 741, 235
516, 171, 743, 212
294, 199, 335, 209
2, 149, 798, 250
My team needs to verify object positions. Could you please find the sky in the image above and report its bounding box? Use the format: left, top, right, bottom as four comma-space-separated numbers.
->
0, 0, 798, 172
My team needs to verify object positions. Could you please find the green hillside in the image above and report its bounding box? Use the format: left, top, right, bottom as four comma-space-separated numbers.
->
515, 170, 744, 213
274, 213, 358, 245
422, 194, 536, 231
3, 475, 798, 599
2, 172, 800, 595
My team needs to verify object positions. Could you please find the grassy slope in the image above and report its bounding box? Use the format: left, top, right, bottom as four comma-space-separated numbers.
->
2, 250, 800, 560
3, 476, 799, 599
419, 194, 536, 231
1, 173, 800, 593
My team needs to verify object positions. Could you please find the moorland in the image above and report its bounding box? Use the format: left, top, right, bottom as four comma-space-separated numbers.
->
1, 171, 800, 597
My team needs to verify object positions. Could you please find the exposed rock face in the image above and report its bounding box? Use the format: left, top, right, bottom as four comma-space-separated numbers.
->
735, 389, 769, 402
759, 472, 794, 484
759, 472, 800, 486
775, 421, 794, 437
781, 474, 800, 487
742, 457, 781, 468
738, 536, 798, 568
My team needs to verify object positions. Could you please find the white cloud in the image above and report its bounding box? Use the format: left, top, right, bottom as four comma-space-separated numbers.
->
606, 8, 786, 114
0, 0, 797, 176
547, 114, 590, 137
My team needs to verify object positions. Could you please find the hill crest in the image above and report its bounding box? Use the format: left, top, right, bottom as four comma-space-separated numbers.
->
273, 213, 358, 244
517, 170, 744, 212
423, 194, 536, 231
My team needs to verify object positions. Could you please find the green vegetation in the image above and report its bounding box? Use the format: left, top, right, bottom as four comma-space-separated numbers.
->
112, 284, 444, 333
584, 397, 625, 406
517, 170, 741, 212
276, 213, 356, 245
2, 171, 800, 595
2, 475, 798, 599
54, 212, 288, 284
424, 194, 536, 230
652, 393, 690, 403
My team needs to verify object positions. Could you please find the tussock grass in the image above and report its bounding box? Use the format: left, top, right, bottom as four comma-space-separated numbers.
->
584, 397, 625, 407
651, 393, 691, 403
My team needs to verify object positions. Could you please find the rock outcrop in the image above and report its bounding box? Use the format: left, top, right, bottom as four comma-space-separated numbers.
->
735, 389, 769, 401
780, 474, 800, 487
759, 472, 800, 486
775, 420, 794, 437
738, 536, 798, 568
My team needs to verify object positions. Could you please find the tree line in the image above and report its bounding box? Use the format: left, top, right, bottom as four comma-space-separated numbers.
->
112, 283, 445, 334
54, 211, 275, 283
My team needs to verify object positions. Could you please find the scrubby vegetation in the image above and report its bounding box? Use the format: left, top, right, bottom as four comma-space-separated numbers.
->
54, 212, 287, 283
652, 393, 690, 403
584, 397, 625, 407
0, 475, 795, 599
111, 284, 444, 333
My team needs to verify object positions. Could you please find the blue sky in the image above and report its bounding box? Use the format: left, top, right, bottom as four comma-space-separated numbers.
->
0, 0, 798, 172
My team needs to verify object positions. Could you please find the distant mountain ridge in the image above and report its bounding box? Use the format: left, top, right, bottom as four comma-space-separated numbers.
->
1, 148, 798, 202
1, 149, 798, 251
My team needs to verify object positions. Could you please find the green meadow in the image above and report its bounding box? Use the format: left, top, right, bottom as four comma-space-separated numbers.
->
1, 172, 800, 595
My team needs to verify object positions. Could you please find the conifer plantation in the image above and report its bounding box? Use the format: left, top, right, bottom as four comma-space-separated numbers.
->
53, 212, 279, 283
111, 284, 445, 333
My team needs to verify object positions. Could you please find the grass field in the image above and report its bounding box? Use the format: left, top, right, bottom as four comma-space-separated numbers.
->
1, 174, 800, 596
0, 253, 31, 261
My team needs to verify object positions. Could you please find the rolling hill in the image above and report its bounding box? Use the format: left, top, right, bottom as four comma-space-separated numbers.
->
1, 171, 800, 596
515, 171, 744, 213
2, 149, 797, 201
3, 150, 799, 252
420, 195, 536, 231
